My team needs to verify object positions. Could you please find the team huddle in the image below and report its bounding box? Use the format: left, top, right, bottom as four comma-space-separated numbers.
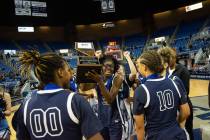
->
11, 47, 192, 140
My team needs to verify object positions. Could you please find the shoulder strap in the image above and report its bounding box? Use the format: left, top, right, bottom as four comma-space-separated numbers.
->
67, 92, 79, 124
23, 98, 31, 125
141, 84, 150, 108
170, 79, 181, 98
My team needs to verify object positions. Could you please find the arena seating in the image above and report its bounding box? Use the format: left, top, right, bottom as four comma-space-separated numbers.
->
47, 41, 73, 51
0, 60, 12, 73
0, 41, 19, 50
17, 41, 49, 53
176, 18, 205, 38
151, 26, 175, 38
67, 57, 78, 68
172, 37, 190, 52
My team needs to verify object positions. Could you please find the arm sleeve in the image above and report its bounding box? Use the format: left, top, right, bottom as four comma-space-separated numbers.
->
71, 94, 103, 138
173, 77, 188, 105
15, 104, 31, 140
133, 86, 147, 115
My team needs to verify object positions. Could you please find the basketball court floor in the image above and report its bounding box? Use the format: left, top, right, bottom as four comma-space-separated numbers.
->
6, 79, 210, 140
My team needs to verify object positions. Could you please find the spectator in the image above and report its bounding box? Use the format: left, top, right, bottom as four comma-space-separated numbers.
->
0, 86, 11, 140
166, 47, 194, 140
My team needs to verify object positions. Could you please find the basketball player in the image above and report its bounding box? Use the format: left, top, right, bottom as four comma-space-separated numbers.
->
14, 51, 103, 140
133, 50, 190, 140
80, 55, 125, 140
0, 86, 11, 140
158, 47, 194, 140
158, 46, 190, 129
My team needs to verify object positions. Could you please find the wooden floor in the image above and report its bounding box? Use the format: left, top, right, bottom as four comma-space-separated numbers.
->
6, 79, 209, 140
189, 79, 209, 97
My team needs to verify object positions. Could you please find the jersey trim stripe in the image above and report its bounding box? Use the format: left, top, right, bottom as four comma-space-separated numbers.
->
170, 79, 181, 98
24, 98, 31, 125
67, 92, 79, 124
147, 76, 165, 82
183, 128, 190, 140
37, 89, 64, 94
142, 84, 150, 108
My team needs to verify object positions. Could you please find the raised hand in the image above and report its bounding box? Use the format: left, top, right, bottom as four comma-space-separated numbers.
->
123, 51, 130, 58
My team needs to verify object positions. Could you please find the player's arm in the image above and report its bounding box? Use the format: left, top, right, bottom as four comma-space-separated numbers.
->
98, 74, 123, 104
72, 94, 103, 140
123, 51, 137, 81
173, 78, 190, 128
15, 104, 31, 140
4, 92, 11, 116
179, 103, 190, 128
86, 71, 123, 104
88, 133, 104, 140
134, 114, 145, 140
133, 86, 147, 140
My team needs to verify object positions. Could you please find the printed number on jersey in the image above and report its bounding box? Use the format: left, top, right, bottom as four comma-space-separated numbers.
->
157, 89, 174, 111
30, 107, 63, 138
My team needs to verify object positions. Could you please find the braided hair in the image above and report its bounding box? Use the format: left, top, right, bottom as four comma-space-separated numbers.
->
19, 50, 67, 88
139, 50, 163, 74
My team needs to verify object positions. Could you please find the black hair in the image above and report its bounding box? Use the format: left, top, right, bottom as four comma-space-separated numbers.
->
19, 50, 67, 88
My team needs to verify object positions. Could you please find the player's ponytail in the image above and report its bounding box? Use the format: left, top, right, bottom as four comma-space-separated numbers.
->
19, 50, 67, 87
19, 50, 41, 78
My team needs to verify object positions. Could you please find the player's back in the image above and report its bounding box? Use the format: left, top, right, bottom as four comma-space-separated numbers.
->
19, 89, 102, 140
143, 77, 181, 135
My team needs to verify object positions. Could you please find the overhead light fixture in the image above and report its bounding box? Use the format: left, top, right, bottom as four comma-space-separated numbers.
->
155, 36, 166, 42
102, 22, 115, 28
39, 26, 50, 30
185, 2, 203, 12
18, 26, 34, 32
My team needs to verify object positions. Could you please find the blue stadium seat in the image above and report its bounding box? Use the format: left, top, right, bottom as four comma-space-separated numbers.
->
176, 18, 205, 38
0, 41, 19, 50
151, 26, 175, 38
47, 42, 72, 51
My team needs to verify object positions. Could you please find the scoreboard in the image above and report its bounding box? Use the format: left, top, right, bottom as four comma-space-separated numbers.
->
14, 0, 47, 17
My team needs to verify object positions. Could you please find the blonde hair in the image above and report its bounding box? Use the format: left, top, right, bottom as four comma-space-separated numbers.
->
157, 47, 176, 65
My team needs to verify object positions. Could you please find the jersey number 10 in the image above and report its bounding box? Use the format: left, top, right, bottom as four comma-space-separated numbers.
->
157, 90, 174, 111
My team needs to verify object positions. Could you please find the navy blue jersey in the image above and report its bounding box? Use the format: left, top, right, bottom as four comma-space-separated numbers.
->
97, 75, 130, 140
16, 86, 103, 140
169, 75, 188, 101
133, 77, 188, 136
97, 76, 112, 128
97, 75, 130, 126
